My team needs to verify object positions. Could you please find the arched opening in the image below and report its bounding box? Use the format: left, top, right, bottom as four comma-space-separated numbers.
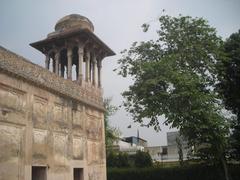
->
72, 46, 79, 81
49, 52, 55, 73
60, 49, 67, 79
83, 48, 87, 81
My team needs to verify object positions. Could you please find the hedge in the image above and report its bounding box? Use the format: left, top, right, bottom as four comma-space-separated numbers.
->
107, 151, 152, 168
107, 164, 240, 180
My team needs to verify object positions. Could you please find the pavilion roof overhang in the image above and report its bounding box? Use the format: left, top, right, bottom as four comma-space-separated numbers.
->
30, 28, 115, 57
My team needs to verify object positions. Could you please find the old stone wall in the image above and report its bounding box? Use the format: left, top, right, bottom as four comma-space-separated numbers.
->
0, 46, 106, 180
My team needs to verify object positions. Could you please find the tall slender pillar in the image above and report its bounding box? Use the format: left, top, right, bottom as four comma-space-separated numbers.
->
61, 64, 64, 77
76, 62, 79, 79
52, 58, 56, 73
59, 51, 64, 77
88, 56, 92, 82
58, 63, 61, 76
55, 52, 60, 75
67, 48, 72, 80
78, 45, 84, 84
45, 54, 50, 69
92, 53, 97, 86
97, 59, 102, 87
85, 50, 90, 82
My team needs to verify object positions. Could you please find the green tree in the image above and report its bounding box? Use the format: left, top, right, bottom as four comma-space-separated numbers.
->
116, 15, 230, 179
117, 152, 130, 167
218, 30, 240, 160
104, 98, 120, 153
134, 151, 153, 168
107, 152, 130, 167
176, 137, 184, 166
107, 151, 118, 167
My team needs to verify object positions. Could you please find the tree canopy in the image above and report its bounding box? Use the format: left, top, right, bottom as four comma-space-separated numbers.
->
218, 30, 240, 118
116, 15, 230, 168
218, 30, 240, 160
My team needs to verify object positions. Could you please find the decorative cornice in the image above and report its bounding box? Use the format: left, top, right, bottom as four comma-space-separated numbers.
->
30, 28, 115, 57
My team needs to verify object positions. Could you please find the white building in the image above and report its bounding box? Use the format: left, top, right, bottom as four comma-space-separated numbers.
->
144, 146, 168, 162
146, 131, 190, 162
167, 131, 189, 161
112, 136, 146, 155
112, 131, 190, 162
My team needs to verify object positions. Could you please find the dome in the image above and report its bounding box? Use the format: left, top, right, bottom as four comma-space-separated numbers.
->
54, 14, 94, 32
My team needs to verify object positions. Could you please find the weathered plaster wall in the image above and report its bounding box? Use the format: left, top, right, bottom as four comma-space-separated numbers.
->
0, 47, 106, 180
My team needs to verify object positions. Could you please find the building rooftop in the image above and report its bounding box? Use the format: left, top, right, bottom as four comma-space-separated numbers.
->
54, 14, 94, 33
30, 14, 115, 57
124, 136, 147, 142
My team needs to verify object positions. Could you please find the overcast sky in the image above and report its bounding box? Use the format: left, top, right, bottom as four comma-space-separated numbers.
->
1, 0, 239, 146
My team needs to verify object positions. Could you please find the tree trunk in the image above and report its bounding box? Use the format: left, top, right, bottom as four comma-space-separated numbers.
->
220, 155, 230, 180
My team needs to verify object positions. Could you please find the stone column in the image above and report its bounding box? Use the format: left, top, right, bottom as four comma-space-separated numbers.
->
45, 54, 50, 69
67, 48, 72, 80
58, 63, 61, 76
97, 59, 102, 87
78, 45, 84, 84
61, 64, 64, 77
76, 62, 79, 79
52, 58, 56, 73
85, 50, 90, 82
55, 52, 60, 75
92, 53, 97, 86
89, 58, 92, 82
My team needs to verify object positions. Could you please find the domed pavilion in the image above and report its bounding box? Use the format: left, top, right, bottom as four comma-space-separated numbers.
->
30, 14, 115, 87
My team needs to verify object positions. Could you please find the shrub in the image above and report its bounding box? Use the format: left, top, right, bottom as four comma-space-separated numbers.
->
107, 164, 240, 180
107, 152, 130, 168
118, 152, 130, 167
134, 151, 153, 168
107, 151, 118, 167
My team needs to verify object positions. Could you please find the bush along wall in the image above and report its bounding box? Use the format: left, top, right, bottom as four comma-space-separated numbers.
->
107, 151, 152, 168
107, 152, 130, 168
107, 164, 240, 180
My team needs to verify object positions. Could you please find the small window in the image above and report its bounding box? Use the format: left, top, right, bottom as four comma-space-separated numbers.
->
32, 166, 47, 180
162, 147, 168, 155
74, 168, 83, 180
